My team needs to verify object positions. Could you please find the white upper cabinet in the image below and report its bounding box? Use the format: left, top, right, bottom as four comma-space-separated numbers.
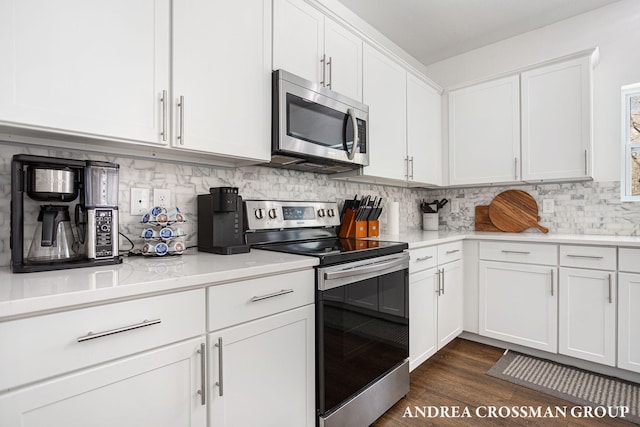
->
521, 56, 591, 181
273, 0, 362, 101
448, 75, 521, 186
0, 0, 170, 144
407, 72, 442, 186
362, 44, 407, 181
172, 0, 271, 161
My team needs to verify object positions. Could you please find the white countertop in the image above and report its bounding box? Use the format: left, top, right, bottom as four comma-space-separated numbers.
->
377, 230, 640, 249
0, 250, 318, 321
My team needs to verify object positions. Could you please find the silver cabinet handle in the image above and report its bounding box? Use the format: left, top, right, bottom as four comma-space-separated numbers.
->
197, 343, 206, 405
327, 56, 332, 89
177, 95, 185, 145
514, 157, 518, 180
161, 90, 167, 142
215, 337, 223, 397
410, 156, 414, 180
346, 108, 359, 160
404, 156, 409, 180
320, 54, 326, 86
584, 149, 588, 175
250, 289, 293, 302
416, 255, 433, 262
608, 273, 612, 304
550, 270, 554, 296
501, 250, 531, 255
441, 269, 445, 295
436, 268, 441, 296
446, 249, 460, 254
77, 318, 161, 342
565, 254, 604, 260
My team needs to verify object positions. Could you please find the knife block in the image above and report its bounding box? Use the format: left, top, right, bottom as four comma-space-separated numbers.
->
367, 220, 379, 237
339, 209, 367, 238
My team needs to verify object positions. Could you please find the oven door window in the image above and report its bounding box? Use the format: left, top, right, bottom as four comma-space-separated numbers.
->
317, 269, 409, 414
286, 93, 354, 151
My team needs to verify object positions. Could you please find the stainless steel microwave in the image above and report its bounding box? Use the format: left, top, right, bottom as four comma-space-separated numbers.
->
270, 70, 369, 173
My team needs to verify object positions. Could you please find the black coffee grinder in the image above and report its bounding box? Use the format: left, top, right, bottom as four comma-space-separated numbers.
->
197, 187, 250, 255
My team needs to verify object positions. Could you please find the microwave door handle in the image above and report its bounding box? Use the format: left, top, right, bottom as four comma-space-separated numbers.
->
346, 108, 359, 160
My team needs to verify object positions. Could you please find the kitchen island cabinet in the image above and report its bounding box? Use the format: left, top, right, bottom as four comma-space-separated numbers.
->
618, 248, 640, 374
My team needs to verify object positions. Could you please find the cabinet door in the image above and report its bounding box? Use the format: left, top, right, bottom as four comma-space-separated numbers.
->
362, 44, 407, 181
409, 269, 438, 371
618, 273, 640, 373
437, 260, 463, 349
0, 338, 206, 427
521, 56, 591, 181
0, 0, 170, 144
324, 18, 362, 101
209, 305, 315, 427
407, 73, 442, 186
172, 0, 271, 161
448, 75, 520, 185
272, 0, 324, 84
479, 261, 557, 352
559, 268, 616, 366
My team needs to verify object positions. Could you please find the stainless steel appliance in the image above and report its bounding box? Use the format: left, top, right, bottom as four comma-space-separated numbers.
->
11, 154, 121, 273
270, 70, 369, 173
244, 200, 409, 427
197, 187, 250, 255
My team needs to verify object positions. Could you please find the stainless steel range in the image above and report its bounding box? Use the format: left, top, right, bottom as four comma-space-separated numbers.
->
244, 200, 410, 427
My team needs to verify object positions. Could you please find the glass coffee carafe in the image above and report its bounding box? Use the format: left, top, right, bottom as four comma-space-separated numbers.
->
27, 205, 79, 262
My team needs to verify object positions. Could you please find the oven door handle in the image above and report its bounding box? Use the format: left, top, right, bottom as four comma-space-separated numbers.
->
324, 257, 407, 281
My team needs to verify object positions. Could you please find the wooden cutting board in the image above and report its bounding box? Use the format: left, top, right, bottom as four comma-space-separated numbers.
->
474, 206, 501, 232
488, 190, 549, 233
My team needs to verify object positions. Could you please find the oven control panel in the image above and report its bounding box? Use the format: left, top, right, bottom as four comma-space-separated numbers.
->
244, 200, 340, 230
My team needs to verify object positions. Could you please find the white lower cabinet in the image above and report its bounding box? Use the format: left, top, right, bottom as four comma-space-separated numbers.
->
479, 261, 558, 352
0, 337, 206, 427
618, 272, 640, 373
559, 268, 616, 366
208, 304, 315, 427
409, 243, 463, 371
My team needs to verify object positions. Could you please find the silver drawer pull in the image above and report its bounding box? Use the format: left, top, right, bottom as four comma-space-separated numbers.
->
446, 249, 460, 254
215, 337, 224, 397
250, 289, 294, 302
197, 343, 206, 405
501, 250, 531, 255
77, 318, 161, 342
566, 254, 604, 260
416, 255, 433, 262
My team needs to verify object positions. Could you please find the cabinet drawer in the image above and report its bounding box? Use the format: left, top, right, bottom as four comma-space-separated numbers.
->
438, 241, 463, 264
560, 245, 616, 270
619, 248, 640, 273
409, 246, 438, 273
208, 270, 314, 331
479, 241, 557, 265
0, 289, 205, 391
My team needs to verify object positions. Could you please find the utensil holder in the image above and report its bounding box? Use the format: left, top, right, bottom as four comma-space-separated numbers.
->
422, 213, 439, 231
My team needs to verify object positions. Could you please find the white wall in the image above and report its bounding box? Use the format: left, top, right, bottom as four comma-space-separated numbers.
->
425, 0, 640, 182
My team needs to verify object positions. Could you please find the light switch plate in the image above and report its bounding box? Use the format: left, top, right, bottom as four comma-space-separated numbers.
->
542, 199, 555, 214
131, 188, 150, 215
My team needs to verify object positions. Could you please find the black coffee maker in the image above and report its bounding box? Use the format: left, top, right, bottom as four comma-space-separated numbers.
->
11, 154, 122, 273
197, 187, 250, 255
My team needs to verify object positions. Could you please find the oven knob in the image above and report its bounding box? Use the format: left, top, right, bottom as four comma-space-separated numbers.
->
268, 208, 278, 219
327, 208, 335, 217
254, 208, 265, 219
317, 208, 325, 217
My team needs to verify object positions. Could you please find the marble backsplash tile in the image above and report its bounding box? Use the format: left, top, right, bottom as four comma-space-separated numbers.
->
2, 141, 640, 268
0, 142, 426, 267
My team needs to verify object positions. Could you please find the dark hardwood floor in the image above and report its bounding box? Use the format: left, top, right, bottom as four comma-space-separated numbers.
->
372, 338, 635, 426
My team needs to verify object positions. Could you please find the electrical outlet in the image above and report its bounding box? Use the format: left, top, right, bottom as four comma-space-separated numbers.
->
543, 199, 555, 214
153, 189, 171, 209
130, 188, 150, 215
450, 200, 460, 214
